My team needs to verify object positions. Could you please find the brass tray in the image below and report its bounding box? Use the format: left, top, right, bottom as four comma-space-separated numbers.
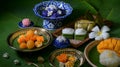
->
7, 27, 53, 52
49, 48, 85, 67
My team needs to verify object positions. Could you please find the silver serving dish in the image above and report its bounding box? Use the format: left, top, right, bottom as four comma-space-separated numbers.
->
7, 27, 53, 52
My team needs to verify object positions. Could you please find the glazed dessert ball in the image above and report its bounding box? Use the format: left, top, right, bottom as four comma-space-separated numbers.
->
22, 18, 31, 27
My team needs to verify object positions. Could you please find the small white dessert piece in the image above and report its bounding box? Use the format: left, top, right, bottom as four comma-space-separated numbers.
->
74, 28, 87, 40
62, 28, 74, 39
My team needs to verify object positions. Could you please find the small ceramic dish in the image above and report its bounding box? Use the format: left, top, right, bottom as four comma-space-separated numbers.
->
49, 48, 85, 67
7, 27, 53, 52
18, 21, 34, 28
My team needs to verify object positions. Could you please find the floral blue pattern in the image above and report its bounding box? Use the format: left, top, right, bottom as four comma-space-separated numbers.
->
33, 1, 73, 30
33, 1, 73, 20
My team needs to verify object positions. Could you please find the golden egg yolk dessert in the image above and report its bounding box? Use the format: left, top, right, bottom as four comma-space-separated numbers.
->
17, 30, 44, 49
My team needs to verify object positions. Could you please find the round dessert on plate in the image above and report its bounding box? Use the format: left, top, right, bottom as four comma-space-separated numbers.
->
18, 18, 34, 28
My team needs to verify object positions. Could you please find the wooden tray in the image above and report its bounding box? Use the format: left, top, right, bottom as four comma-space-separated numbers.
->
52, 21, 90, 48
52, 15, 112, 48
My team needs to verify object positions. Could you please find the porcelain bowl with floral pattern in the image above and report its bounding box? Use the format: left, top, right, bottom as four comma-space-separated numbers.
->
33, 1, 73, 20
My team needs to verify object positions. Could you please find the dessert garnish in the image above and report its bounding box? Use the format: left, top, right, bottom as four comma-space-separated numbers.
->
89, 25, 110, 40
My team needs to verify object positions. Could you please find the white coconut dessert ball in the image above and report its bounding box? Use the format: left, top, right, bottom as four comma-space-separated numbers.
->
100, 50, 120, 67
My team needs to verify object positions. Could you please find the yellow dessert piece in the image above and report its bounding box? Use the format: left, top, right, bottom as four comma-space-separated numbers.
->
97, 38, 120, 56
35, 41, 43, 47
27, 40, 35, 49
20, 42, 27, 49
68, 56, 76, 62
65, 61, 74, 67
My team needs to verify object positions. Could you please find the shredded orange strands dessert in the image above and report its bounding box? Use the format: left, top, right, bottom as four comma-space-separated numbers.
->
17, 30, 44, 49
56, 53, 68, 63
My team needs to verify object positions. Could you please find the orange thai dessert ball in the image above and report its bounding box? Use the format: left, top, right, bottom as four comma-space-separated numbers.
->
35, 41, 42, 47
36, 36, 44, 42
17, 30, 45, 49
20, 42, 27, 49
26, 30, 34, 37
17, 35, 26, 44
27, 40, 35, 49
30, 35, 37, 41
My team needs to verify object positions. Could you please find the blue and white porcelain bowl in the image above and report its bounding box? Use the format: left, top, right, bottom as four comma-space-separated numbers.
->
33, 1, 73, 20
33, 1, 73, 30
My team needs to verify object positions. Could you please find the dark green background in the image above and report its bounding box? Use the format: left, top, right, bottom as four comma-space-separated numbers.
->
0, 0, 120, 67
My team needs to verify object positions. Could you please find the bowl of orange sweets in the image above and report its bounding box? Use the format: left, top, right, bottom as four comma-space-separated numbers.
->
7, 27, 53, 52
49, 48, 85, 67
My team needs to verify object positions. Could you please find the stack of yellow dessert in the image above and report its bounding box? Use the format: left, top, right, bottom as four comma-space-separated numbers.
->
97, 38, 120, 56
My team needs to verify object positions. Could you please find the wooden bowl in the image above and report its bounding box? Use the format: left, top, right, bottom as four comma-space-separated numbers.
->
84, 40, 101, 67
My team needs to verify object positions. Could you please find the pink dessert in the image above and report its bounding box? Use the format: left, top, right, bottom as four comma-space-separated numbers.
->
22, 18, 31, 27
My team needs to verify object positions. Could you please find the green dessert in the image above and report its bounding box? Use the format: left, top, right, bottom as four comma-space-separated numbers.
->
62, 28, 74, 39
74, 28, 87, 40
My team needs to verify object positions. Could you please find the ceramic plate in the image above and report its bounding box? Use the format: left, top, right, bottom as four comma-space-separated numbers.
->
7, 27, 53, 52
